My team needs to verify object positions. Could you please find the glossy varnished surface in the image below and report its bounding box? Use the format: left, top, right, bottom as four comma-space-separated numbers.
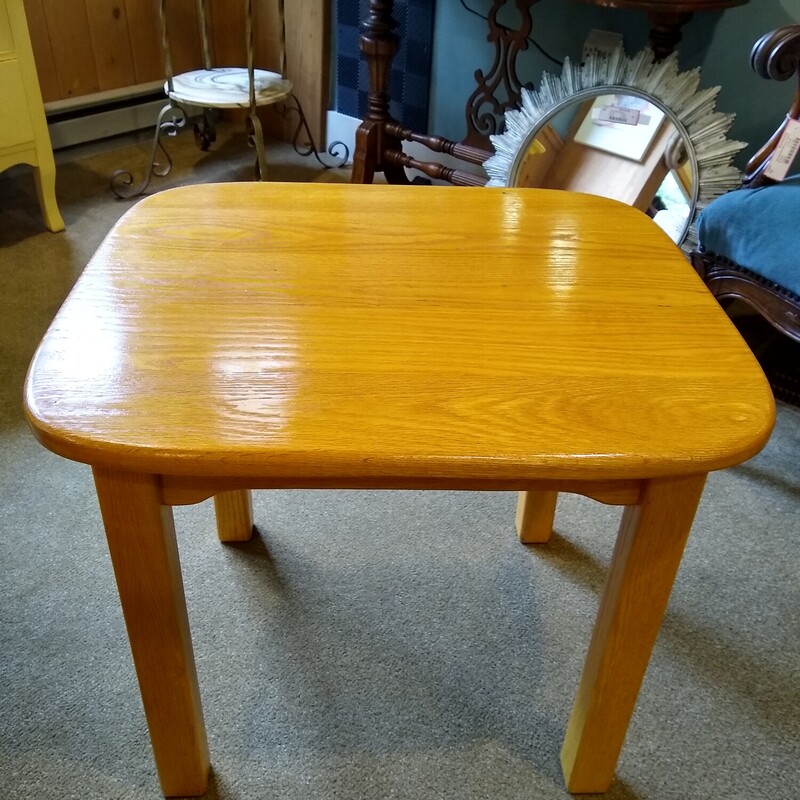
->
25, 183, 774, 481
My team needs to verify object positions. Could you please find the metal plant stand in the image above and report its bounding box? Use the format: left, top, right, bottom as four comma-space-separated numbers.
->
111, 0, 348, 199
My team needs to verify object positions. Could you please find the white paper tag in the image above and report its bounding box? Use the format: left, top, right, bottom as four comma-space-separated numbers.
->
598, 105, 641, 126
764, 118, 800, 181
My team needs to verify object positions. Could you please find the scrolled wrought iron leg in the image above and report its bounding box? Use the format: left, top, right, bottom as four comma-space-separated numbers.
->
248, 112, 269, 181
194, 107, 218, 151
110, 101, 187, 199
273, 95, 349, 169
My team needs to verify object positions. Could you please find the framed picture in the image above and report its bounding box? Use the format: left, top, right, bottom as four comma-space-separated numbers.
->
572, 94, 666, 162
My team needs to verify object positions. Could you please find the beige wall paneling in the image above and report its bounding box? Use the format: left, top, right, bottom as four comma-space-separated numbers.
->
20, 0, 58, 101
22, 0, 328, 146
163, 0, 202, 77
85, 0, 136, 91
209, 0, 328, 146
40, 0, 99, 98
122, 0, 162, 85
119, 0, 203, 86
285, 0, 329, 148
24, 0, 203, 101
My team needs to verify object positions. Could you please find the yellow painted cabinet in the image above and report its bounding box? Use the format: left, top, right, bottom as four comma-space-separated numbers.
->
0, 0, 64, 232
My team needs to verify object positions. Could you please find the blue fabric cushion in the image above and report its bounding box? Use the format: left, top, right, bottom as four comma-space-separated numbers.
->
697, 173, 800, 297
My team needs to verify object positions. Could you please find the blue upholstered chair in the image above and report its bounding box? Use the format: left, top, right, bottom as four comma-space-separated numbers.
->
691, 26, 800, 401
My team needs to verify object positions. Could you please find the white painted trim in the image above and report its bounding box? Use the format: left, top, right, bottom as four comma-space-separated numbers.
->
48, 99, 203, 151
325, 109, 488, 181
44, 81, 165, 115
326, 110, 359, 164
48, 99, 168, 151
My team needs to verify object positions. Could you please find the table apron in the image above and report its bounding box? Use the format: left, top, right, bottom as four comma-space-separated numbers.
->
159, 474, 644, 507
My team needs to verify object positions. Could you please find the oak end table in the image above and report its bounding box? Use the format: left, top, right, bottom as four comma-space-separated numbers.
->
25, 183, 774, 796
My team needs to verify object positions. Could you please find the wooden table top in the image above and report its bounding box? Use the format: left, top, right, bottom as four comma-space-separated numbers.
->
25, 183, 774, 483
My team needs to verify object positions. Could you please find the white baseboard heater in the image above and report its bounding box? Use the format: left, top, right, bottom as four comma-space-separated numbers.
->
45, 82, 198, 151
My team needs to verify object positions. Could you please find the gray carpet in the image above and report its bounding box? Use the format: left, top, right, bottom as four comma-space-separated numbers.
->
1, 127, 798, 800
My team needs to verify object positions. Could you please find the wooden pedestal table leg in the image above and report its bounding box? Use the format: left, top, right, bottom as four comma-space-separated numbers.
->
516, 490, 557, 543
214, 489, 254, 542
352, 0, 410, 185
561, 473, 707, 793
93, 467, 209, 798
351, 120, 380, 185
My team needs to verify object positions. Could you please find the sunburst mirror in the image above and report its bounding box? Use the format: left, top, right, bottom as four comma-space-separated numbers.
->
484, 47, 747, 253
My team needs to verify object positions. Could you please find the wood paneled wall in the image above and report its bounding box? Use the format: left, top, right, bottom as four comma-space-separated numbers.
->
22, 0, 329, 143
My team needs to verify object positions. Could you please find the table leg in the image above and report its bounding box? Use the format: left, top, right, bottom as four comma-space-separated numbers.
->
351, 121, 380, 184
352, 0, 411, 185
93, 467, 209, 797
515, 489, 557, 543
560, 473, 707, 793
214, 489, 254, 542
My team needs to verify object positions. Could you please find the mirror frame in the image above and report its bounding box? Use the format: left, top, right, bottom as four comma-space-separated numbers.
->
484, 47, 747, 253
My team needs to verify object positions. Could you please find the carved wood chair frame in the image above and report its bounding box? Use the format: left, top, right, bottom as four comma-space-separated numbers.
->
689, 25, 800, 348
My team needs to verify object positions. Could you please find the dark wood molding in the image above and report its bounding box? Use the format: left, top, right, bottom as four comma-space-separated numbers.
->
691, 251, 800, 343
462, 0, 542, 149
690, 26, 800, 406
351, 0, 492, 186
567, 0, 749, 60
743, 25, 800, 188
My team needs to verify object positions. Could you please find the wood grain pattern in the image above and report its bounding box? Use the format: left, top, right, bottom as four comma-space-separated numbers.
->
84, 0, 135, 91
159, 475, 645, 505
123, 0, 166, 85
19, 0, 59, 101
164, 0, 202, 77
25, 182, 778, 795
209, 0, 329, 150
561, 473, 707, 792
93, 467, 209, 797
213, 489, 254, 541
516, 489, 558, 543
39, 0, 99, 98
22, 1, 327, 144
25, 183, 774, 483
283, 0, 328, 147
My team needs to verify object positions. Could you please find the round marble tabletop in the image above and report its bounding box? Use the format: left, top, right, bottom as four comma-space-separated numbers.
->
167, 68, 293, 109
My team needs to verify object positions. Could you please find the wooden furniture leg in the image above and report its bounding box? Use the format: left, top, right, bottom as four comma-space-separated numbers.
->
516, 489, 558, 543
32, 160, 65, 232
214, 489, 254, 542
352, 0, 404, 184
647, 11, 693, 60
93, 467, 209, 798
352, 0, 492, 185
351, 121, 380, 184
561, 473, 707, 793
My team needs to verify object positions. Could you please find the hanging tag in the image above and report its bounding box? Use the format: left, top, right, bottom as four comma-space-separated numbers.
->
764, 118, 800, 181
598, 105, 641, 126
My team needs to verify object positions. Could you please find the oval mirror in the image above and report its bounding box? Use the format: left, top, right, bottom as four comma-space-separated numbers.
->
485, 47, 747, 254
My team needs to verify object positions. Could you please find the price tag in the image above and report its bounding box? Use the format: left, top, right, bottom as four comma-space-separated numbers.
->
764, 118, 800, 181
598, 105, 640, 126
